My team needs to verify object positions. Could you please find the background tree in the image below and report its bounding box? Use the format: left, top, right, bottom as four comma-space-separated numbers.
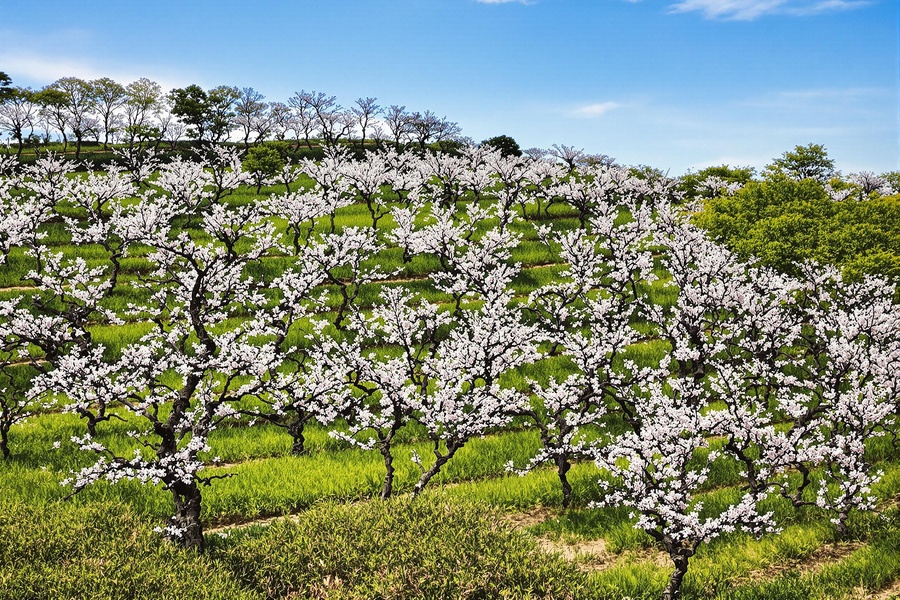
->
168, 84, 210, 142
384, 104, 410, 151
205, 85, 240, 143
51, 76, 100, 159
267, 101, 292, 142
694, 176, 900, 280
234, 87, 270, 148
409, 110, 440, 151
0, 86, 36, 158
481, 135, 522, 158
678, 164, 755, 199
287, 90, 317, 149
307, 91, 348, 147
124, 78, 162, 147
242, 145, 284, 193
0, 72, 13, 102
32, 87, 70, 151
766, 143, 836, 183
549, 144, 584, 170
89, 77, 125, 148
352, 96, 381, 151
433, 116, 462, 152
153, 96, 184, 150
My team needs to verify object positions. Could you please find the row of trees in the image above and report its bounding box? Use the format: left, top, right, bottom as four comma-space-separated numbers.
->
0, 146, 898, 599
0, 71, 464, 159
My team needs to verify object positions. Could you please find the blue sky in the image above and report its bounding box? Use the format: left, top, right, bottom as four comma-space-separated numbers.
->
1, 0, 896, 174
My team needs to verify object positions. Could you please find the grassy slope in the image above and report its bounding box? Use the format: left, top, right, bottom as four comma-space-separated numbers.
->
2, 179, 899, 599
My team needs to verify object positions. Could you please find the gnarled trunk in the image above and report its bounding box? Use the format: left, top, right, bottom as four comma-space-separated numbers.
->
287, 420, 307, 456
380, 442, 395, 500
662, 553, 690, 600
169, 482, 204, 551
555, 454, 572, 508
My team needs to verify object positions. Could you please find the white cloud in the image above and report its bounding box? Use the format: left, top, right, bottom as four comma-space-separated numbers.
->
569, 102, 623, 117
667, 0, 869, 20
0, 52, 107, 83
0, 50, 192, 92
740, 87, 892, 116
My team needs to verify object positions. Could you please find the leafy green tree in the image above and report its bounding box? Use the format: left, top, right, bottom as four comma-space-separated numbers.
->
481, 134, 522, 157
32, 87, 70, 151
881, 171, 900, 193
90, 77, 125, 148
678, 164, 755, 198
169, 84, 239, 143
124, 78, 162, 148
206, 85, 240, 143
0, 72, 13, 102
168, 85, 207, 141
765, 143, 835, 183
694, 177, 900, 281
242, 144, 284, 193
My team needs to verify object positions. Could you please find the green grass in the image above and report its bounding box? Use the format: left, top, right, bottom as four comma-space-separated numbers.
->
3, 172, 900, 599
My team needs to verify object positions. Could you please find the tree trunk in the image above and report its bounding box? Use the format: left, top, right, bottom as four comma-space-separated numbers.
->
835, 511, 849, 538
556, 455, 572, 508
0, 425, 9, 460
170, 482, 205, 551
85, 414, 98, 437
287, 420, 306, 456
412, 444, 459, 497
380, 442, 394, 500
662, 553, 690, 600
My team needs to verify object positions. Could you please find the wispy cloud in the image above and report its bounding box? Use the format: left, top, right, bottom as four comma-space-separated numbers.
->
667, 0, 869, 20
740, 87, 892, 115
475, 0, 533, 4
0, 52, 108, 83
0, 50, 192, 92
569, 101, 623, 117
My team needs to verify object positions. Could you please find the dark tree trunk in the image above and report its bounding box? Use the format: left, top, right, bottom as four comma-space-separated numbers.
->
412, 443, 460, 497
85, 414, 98, 437
662, 553, 690, 600
0, 425, 9, 460
170, 482, 205, 551
380, 442, 394, 500
556, 454, 572, 508
287, 420, 307, 456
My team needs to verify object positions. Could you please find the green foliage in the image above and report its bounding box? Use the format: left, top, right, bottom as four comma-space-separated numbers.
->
482, 134, 523, 157
693, 177, 900, 280
764, 143, 835, 183
882, 171, 900, 194
0, 71, 12, 102
679, 164, 756, 198
242, 145, 285, 192
169, 84, 240, 142
31, 87, 68, 109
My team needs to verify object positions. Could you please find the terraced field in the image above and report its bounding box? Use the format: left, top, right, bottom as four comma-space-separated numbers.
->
1, 153, 899, 600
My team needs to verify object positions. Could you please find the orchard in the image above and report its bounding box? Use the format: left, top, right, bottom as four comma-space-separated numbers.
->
0, 136, 898, 599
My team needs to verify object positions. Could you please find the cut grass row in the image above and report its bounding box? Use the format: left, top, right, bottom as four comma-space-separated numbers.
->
3, 486, 899, 599
6, 403, 900, 530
